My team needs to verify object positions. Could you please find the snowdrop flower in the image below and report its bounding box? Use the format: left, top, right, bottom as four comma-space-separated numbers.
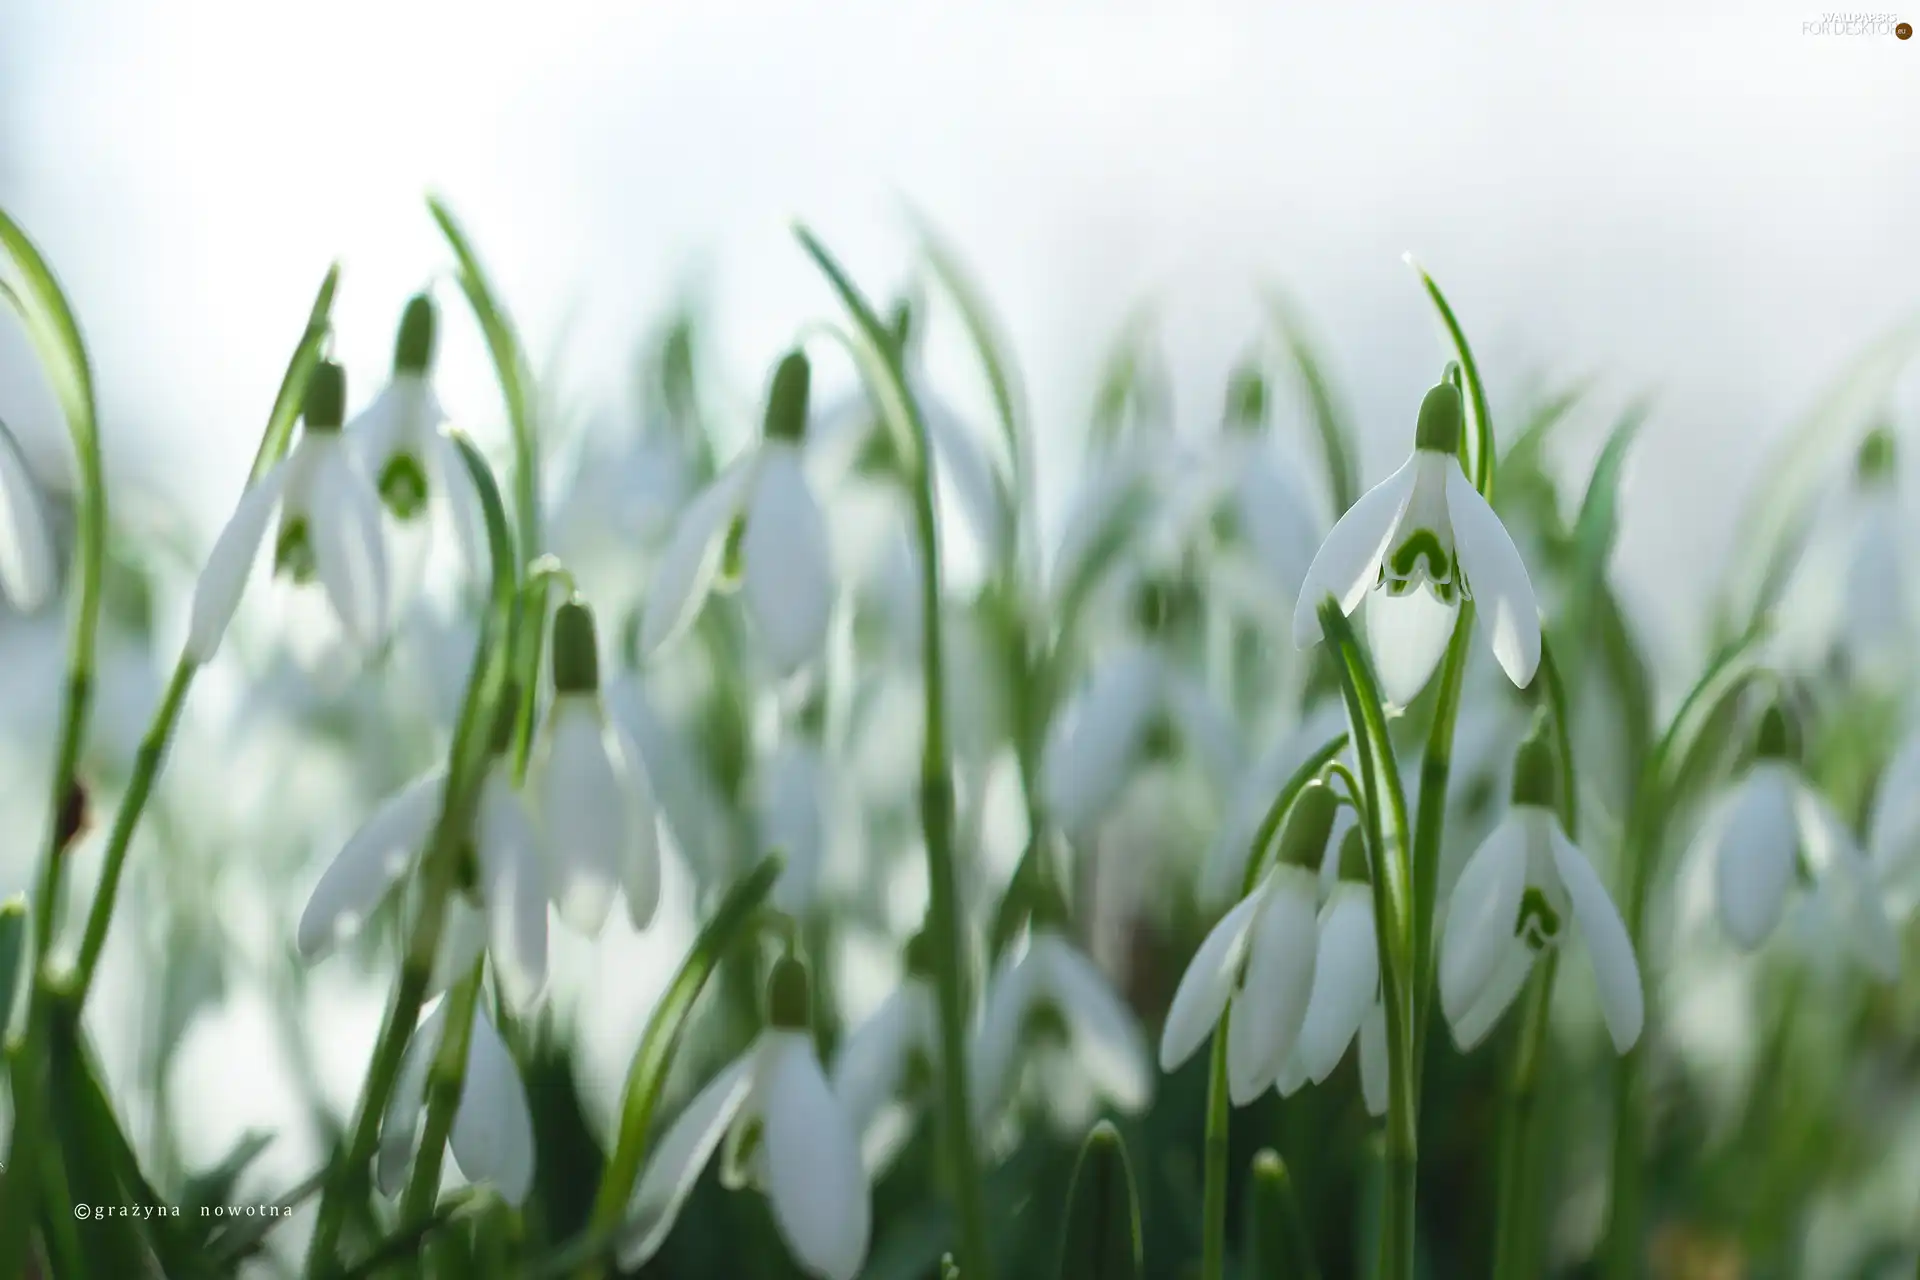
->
756, 738, 828, 915
532, 600, 661, 936
1440, 734, 1642, 1053
972, 926, 1152, 1129
1293, 379, 1540, 707
1693, 704, 1899, 976
376, 1001, 535, 1204
623, 958, 869, 1280
1837, 427, 1912, 680
831, 936, 938, 1143
295, 700, 548, 1008
1290, 828, 1384, 1091
346, 294, 486, 588
187, 359, 391, 661
641, 350, 834, 674
1159, 784, 1338, 1104
0, 417, 56, 611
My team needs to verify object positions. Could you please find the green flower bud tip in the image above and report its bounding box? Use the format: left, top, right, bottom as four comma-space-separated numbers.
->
766, 955, 813, 1031
1753, 701, 1796, 762
1856, 426, 1897, 486
1337, 825, 1369, 882
1276, 782, 1338, 870
551, 600, 601, 695
1509, 734, 1558, 810
1225, 361, 1268, 429
1413, 380, 1462, 454
304, 360, 347, 432
762, 350, 811, 443
393, 292, 437, 375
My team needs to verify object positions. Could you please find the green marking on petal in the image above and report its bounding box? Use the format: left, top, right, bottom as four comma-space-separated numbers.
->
273, 516, 316, 584
1389, 528, 1452, 582
717, 514, 747, 592
378, 453, 431, 521
1515, 887, 1562, 950
721, 1112, 765, 1191
453, 841, 482, 902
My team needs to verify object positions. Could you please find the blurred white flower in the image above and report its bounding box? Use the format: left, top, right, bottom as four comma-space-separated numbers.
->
1869, 723, 1920, 916
756, 739, 828, 914
624, 961, 869, 1280
187, 360, 390, 661
533, 600, 661, 937
641, 352, 833, 674
376, 1001, 535, 1205
830, 968, 937, 1154
1440, 741, 1642, 1053
1293, 380, 1539, 707
1199, 700, 1349, 906
1160, 784, 1339, 1104
1692, 707, 1899, 978
971, 929, 1151, 1129
0, 416, 56, 611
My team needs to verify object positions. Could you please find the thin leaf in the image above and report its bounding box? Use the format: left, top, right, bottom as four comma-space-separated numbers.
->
1088, 306, 1169, 454
0, 896, 26, 1048
1406, 256, 1496, 499
1246, 1149, 1320, 1280
1058, 1121, 1141, 1280
247, 262, 341, 483
587, 856, 783, 1236
1266, 289, 1360, 514
181, 1131, 275, 1222
1561, 401, 1649, 692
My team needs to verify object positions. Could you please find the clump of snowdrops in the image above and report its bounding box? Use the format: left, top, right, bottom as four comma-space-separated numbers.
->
2, 197, 1919, 1280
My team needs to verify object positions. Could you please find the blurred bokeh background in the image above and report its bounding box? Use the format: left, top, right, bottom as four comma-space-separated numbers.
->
3, 2, 1920, 1276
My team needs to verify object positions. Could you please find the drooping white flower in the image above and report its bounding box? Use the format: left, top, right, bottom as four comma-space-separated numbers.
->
971, 929, 1152, 1129
1159, 783, 1339, 1104
532, 600, 661, 937
831, 961, 938, 1168
376, 1001, 535, 1204
187, 360, 391, 661
346, 293, 487, 597
1694, 706, 1899, 978
1292, 379, 1540, 707
1439, 737, 1642, 1053
623, 959, 869, 1280
295, 744, 548, 1010
0, 416, 57, 611
756, 739, 828, 915
640, 351, 833, 674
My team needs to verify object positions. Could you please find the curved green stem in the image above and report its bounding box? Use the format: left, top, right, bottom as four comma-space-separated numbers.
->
1410, 609, 1474, 1060
399, 962, 485, 1222
1200, 1025, 1232, 1280
796, 225, 992, 1280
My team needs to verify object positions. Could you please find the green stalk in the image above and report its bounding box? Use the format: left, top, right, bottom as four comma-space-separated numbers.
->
1200, 1026, 1232, 1280
1409, 611, 1474, 1059
305, 433, 518, 1275
796, 225, 992, 1280
399, 962, 486, 1222
0, 208, 109, 1278
1248, 1149, 1321, 1280
1317, 600, 1417, 1280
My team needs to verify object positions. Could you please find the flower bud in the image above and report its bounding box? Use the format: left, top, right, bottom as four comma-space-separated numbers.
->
1509, 732, 1558, 811
766, 954, 813, 1031
1275, 782, 1339, 871
1413, 380, 1462, 454
304, 360, 347, 433
762, 351, 812, 444
394, 293, 437, 376
551, 601, 601, 696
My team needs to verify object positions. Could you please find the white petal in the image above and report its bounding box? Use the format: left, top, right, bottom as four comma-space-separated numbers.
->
298, 769, 445, 959
186, 458, 292, 663
308, 442, 393, 648
476, 768, 548, 1009
1449, 941, 1535, 1052
759, 743, 828, 915
968, 952, 1035, 1127
1225, 867, 1319, 1105
1231, 445, 1320, 602
1040, 647, 1162, 837
427, 428, 490, 582
621, 1051, 759, 1269
0, 420, 56, 610
449, 1009, 536, 1204
1296, 885, 1381, 1083
1439, 814, 1529, 1026
760, 1031, 871, 1280
1358, 1001, 1388, 1117
1869, 728, 1920, 883
831, 987, 919, 1136
743, 441, 835, 673
1159, 891, 1266, 1071
640, 458, 753, 659
1712, 765, 1800, 951
536, 698, 630, 936
1033, 934, 1152, 1113
1273, 1052, 1309, 1099
1364, 585, 1459, 708
430, 898, 489, 996
1163, 674, 1244, 788
922, 388, 1009, 561
1292, 455, 1418, 648
1548, 826, 1642, 1053
1445, 467, 1541, 689
376, 1003, 444, 1197
611, 720, 663, 932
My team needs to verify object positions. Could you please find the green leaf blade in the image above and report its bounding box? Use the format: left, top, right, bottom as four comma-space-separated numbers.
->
1057, 1121, 1142, 1280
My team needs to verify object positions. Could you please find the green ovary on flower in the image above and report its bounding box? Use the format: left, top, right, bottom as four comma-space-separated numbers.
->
378, 452, 430, 521
1516, 886, 1563, 950
273, 516, 316, 583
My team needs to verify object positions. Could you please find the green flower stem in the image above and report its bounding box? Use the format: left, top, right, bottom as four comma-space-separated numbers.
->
1200, 1025, 1233, 1280
1317, 600, 1417, 1280
1409, 608, 1474, 1061
796, 225, 992, 1280
305, 433, 518, 1276
399, 961, 486, 1223
1249, 1149, 1321, 1280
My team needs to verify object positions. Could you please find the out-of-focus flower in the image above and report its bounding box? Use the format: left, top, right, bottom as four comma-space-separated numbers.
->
1293, 380, 1540, 707
641, 351, 833, 674
1200, 700, 1349, 906
971, 928, 1151, 1129
623, 958, 869, 1280
1869, 722, 1920, 915
0, 416, 56, 611
1159, 783, 1335, 1103
756, 737, 828, 914
376, 1001, 534, 1204
533, 600, 661, 936
1440, 735, 1642, 1053
831, 939, 937, 1153
1692, 704, 1898, 977
1838, 427, 1912, 681
188, 360, 390, 661
346, 293, 486, 607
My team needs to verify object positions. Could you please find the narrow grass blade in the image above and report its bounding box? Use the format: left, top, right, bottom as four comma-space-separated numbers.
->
1266, 289, 1361, 514
1057, 1121, 1141, 1280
